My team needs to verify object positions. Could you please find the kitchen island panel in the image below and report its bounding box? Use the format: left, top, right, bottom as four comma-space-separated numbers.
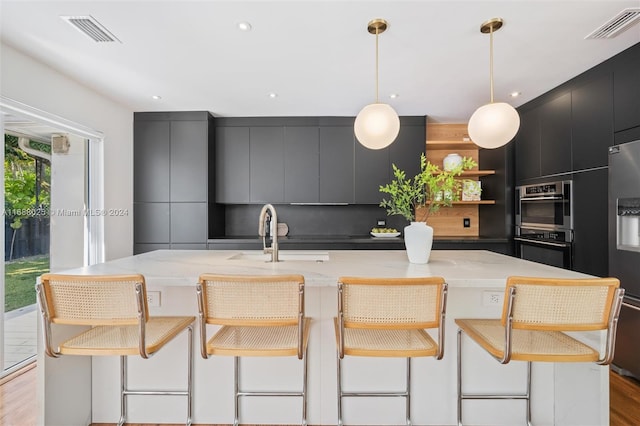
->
39, 250, 607, 425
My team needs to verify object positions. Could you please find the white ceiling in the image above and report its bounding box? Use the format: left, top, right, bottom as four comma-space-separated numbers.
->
1, 1, 639, 123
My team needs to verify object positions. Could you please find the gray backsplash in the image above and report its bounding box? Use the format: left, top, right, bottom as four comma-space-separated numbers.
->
224, 204, 409, 237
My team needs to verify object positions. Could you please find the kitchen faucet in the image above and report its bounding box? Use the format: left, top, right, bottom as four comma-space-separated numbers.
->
258, 204, 279, 262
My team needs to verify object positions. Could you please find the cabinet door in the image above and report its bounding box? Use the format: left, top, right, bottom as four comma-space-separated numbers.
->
170, 120, 208, 202
614, 52, 640, 132
572, 169, 608, 277
133, 202, 170, 243
134, 120, 170, 202
170, 202, 207, 243
284, 126, 319, 203
389, 125, 426, 180
319, 127, 354, 203
540, 92, 572, 176
572, 74, 614, 170
515, 108, 541, 182
250, 126, 285, 203
354, 143, 389, 204
215, 127, 250, 203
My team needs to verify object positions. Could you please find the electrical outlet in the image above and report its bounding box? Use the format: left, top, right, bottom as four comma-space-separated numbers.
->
482, 291, 503, 306
463, 218, 471, 228
147, 291, 161, 307
377, 219, 386, 227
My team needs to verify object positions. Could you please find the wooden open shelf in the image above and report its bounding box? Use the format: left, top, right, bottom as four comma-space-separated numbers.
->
426, 140, 477, 150
429, 170, 495, 177
425, 200, 496, 205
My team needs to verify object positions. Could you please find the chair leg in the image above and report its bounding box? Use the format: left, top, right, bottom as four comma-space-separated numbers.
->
337, 351, 343, 426
526, 361, 532, 426
302, 343, 309, 426
186, 324, 193, 426
457, 329, 463, 426
118, 355, 127, 426
406, 357, 412, 426
234, 356, 240, 426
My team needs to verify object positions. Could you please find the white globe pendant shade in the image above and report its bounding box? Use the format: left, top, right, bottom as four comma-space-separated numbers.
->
468, 102, 520, 149
354, 103, 400, 150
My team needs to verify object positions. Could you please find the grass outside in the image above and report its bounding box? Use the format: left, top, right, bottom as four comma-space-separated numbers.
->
4, 254, 49, 312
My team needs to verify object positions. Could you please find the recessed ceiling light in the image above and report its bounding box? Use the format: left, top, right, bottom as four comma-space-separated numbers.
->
152, 95, 162, 100
237, 22, 252, 32
510, 91, 521, 98
268, 93, 278, 99
389, 94, 399, 99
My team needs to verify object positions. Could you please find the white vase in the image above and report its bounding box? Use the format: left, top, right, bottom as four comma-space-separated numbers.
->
403, 222, 434, 264
443, 153, 463, 171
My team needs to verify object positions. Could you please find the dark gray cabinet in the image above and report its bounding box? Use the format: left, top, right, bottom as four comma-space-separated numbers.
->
320, 126, 355, 203
572, 168, 608, 277
134, 120, 170, 202
250, 126, 285, 203
614, 49, 640, 132
215, 127, 250, 203
540, 92, 572, 176
390, 124, 425, 180
134, 112, 214, 254
572, 74, 614, 170
515, 108, 541, 182
170, 120, 208, 202
284, 127, 319, 203
354, 143, 388, 204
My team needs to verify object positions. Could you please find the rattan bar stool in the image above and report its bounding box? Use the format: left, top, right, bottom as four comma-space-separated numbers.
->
456, 276, 625, 426
36, 273, 195, 426
335, 276, 448, 426
196, 273, 311, 426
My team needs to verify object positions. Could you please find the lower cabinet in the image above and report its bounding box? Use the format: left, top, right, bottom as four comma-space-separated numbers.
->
572, 168, 608, 277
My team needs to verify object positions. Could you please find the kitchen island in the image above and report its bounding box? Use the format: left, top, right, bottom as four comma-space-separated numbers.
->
38, 250, 609, 426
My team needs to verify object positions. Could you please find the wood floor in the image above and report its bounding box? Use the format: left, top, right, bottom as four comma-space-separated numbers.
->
1, 364, 639, 426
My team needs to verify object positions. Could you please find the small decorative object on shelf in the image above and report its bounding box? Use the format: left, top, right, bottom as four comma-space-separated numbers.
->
443, 153, 463, 171
462, 181, 482, 201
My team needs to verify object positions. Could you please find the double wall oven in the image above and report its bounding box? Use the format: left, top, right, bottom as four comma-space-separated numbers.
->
515, 180, 573, 269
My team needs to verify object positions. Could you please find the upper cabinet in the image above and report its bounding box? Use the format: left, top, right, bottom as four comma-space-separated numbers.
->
284, 127, 320, 203
572, 73, 614, 170
319, 126, 355, 203
214, 116, 426, 205
614, 47, 640, 132
515, 108, 541, 182
539, 92, 572, 176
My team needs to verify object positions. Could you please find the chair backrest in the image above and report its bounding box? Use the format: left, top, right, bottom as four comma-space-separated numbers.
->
502, 276, 622, 331
197, 274, 305, 326
38, 273, 148, 326
338, 276, 447, 330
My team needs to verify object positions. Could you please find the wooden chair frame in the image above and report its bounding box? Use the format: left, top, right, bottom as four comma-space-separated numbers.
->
196, 273, 310, 426
456, 276, 625, 426
335, 276, 448, 426
37, 273, 194, 426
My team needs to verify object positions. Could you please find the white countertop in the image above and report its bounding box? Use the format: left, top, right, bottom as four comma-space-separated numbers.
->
60, 249, 593, 288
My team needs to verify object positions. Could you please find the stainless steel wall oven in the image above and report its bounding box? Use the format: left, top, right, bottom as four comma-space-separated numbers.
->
515, 180, 574, 269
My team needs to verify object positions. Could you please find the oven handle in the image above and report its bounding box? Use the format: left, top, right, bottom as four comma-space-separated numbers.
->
514, 237, 572, 248
520, 195, 563, 201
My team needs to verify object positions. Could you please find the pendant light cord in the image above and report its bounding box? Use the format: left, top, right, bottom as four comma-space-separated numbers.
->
375, 26, 380, 103
489, 24, 494, 103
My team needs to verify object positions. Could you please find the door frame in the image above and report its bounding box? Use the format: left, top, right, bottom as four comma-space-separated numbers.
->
0, 95, 105, 376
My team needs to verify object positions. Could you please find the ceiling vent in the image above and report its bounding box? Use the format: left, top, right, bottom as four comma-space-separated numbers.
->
60, 15, 121, 43
585, 8, 640, 39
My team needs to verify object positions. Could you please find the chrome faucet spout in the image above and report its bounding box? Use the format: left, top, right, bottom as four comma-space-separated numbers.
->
258, 204, 279, 262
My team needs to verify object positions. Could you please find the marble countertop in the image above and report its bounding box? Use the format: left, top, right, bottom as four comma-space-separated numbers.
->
62, 249, 591, 288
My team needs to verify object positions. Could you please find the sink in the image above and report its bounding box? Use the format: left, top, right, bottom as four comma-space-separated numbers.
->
229, 251, 330, 262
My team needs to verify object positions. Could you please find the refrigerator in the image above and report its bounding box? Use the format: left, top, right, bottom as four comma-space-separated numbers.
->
608, 139, 640, 379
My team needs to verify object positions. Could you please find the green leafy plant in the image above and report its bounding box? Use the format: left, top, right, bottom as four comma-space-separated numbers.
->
379, 153, 477, 222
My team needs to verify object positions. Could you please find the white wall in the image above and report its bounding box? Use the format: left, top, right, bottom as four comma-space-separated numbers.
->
0, 42, 133, 261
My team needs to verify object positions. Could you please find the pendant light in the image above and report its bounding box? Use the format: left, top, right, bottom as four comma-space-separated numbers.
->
468, 18, 520, 149
354, 18, 400, 150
